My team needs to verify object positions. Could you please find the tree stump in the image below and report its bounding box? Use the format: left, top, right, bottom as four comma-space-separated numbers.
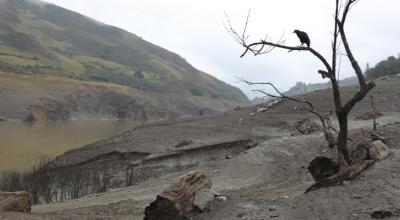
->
0, 191, 31, 212
307, 157, 339, 182
144, 170, 213, 220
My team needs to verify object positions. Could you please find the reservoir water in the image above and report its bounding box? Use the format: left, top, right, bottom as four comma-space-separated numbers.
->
0, 120, 140, 171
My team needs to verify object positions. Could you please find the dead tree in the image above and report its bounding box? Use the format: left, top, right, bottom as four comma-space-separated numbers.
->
227, 0, 375, 169
239, 78, 337, 149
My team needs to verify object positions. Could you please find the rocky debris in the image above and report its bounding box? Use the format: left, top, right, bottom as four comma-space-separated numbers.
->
144, 171, 213, 220
267, 99, 281, 108
351, 139, 389, 162
355, 111, 383, 121
0, 191, 31, 212
294, 118, 321, 135
307, 157, 339, 182
371, 209, 400, 219
257, 107, 268, 112
27, 98, 70, 122
369, 140, 389, 160
26, 88, 148, 122
214, 194, 228, 202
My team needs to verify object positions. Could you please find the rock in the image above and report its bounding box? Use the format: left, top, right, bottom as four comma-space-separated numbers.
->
214, 194, 228, 202
0, 191, 31, 212
307, 157, 339, 182
369, 140, 389, 160
212, 170, 220, 173
144, 170, 212, 220
257, 107, 268, 112
269, 206, 277, 211
193, 191, 214, 212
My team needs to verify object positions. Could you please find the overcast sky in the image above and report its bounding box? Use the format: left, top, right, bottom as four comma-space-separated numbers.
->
42, 0, 400, 98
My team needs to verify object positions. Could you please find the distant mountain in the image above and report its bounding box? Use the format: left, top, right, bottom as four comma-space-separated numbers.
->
250, 76, 359, 106
285, 77, 358, 97
0, 0, 249, 121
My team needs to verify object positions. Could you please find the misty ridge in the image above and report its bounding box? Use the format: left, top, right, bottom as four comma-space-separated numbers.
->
0, 0, 399, 220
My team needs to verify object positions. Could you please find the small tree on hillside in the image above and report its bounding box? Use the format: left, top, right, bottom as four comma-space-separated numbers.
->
227, 0, 375, 169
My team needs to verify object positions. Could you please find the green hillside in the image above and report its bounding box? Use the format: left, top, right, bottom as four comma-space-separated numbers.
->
0, 0, 249, 121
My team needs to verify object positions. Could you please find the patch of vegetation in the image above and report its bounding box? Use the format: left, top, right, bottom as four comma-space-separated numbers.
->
366, 55, 400, 79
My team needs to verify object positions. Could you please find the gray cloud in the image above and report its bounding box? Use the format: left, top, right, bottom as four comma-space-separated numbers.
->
42, 0, 400, 98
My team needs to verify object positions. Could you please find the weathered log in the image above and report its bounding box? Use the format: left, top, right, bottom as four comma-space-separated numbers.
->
144, 170, 212, 220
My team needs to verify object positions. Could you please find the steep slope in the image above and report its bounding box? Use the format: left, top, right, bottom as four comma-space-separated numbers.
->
0, 0, 249, 121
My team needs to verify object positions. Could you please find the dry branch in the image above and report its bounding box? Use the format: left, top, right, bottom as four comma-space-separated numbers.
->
239, 78, 337, 148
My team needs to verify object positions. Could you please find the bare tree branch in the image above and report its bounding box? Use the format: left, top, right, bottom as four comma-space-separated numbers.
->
225, 11, 333, 76
239, 78, 339, 147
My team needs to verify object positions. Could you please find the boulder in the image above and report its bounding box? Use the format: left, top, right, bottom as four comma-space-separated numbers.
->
369, 140, 389, 161
351, 137, 389, 163
0, 191, 31, 212
144, 170, 212, 220
307, 157, 339, 182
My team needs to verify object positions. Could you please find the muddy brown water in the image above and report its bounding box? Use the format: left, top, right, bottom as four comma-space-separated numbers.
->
0, 120, 141, 171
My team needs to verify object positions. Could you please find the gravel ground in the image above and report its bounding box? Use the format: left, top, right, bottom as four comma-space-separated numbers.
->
2, 78, 400, 220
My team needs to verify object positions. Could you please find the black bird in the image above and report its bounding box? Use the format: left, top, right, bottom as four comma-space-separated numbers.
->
293, 30, 310, 47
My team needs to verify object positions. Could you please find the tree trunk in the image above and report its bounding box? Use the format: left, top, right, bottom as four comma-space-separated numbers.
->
337, 113, 350, 168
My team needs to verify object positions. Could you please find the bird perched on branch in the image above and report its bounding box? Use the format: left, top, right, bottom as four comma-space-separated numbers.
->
293, 30, 310, 47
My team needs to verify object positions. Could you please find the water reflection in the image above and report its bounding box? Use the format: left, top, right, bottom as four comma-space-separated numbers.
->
0, 120, 140, 171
